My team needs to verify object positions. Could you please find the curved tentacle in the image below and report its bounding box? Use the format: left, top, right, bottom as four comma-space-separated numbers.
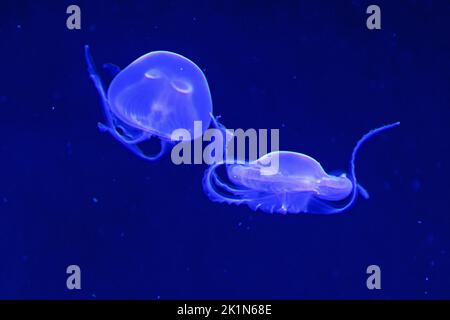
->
309, 122, 400, 214
203, 162, 255, 205
84, 45, 114, 127
125, 138, 172, 161
102, 63, 121, 77
357, 184, 370, 200
85, 45, 171, 161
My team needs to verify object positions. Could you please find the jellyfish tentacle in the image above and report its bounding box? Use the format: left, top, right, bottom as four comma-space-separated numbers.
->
85, 45, 125, 140
203, 162, 253, 205
357, 184, 370, 200
97, 122, 109, 132
211, 168, 255, 196
85, 45, 171, 161
124, 138, 171, 161
102, 63, 121, 77
346, 122, 401, 209
312, 122, 400, 214
84, 45, 114, 127
209, 113, 233, 159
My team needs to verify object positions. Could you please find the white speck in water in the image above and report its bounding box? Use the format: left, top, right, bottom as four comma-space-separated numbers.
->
92, 197, 99, 204
417, 220, 422, 224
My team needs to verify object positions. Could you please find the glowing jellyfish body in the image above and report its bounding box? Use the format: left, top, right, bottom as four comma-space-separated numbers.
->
203, 122, 400, 214
84, 45, 212, 160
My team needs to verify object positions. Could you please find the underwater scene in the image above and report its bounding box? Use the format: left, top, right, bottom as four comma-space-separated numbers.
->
1, 0, 449, 299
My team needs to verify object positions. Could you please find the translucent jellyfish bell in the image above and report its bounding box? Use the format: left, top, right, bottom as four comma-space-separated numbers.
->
84, 45, 212, 161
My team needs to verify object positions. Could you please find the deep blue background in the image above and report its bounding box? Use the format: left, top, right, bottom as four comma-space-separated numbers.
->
1, 0, 449, 299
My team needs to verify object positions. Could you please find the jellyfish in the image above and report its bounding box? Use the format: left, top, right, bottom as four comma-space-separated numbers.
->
84, 45, 212, 160
203, 122, 400, 214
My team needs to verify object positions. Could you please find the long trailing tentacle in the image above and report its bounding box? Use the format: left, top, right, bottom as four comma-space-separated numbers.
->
84, 45, 114, 127
308, 122, 400, 214
85, 45, 170, 161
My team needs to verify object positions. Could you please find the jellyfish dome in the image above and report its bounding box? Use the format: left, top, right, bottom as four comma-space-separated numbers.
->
84, 45, 212, 161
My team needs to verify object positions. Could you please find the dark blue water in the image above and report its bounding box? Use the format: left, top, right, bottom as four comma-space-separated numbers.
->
1, 0, 449, 299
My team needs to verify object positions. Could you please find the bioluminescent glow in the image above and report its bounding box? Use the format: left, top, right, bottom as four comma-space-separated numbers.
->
203, 122, 400, 214
84, 45, 212, 161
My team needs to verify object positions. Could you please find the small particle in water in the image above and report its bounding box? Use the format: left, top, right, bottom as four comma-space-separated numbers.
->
120, 232, 125, 238
411, 179, 421, 192
193, 17, 197, 22
92, 293, 97, 298
66, 141, 73, 157
156, 295, 161, 300
237, 222, 243, 227
51, 106, 55, 111
292, 75, 297, 80
17, 24, 22, 29
417, 220, 422, 224
92, 197, 99, 203
425, 276, 429, 281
